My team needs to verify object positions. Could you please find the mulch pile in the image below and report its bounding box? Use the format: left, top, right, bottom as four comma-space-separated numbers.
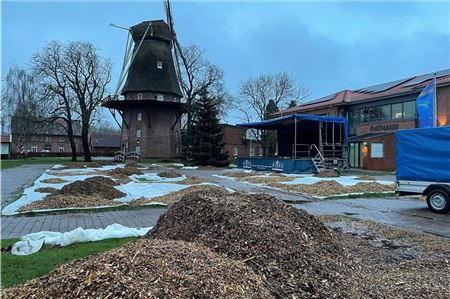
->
40, 178, 67, 184
320, 216, 450, 298
52, 161, 115, 170
106, 166, 143, 183
241, 176, 294, 184
148, 190, 361, 298
130, 185, 229, 206
34, 187, 57, 193
3, 239, 272, 299
176, 176, 210, 185
269, 181, 394, 197
19, 177, 125, 211
357, 175, 377, 181
314, 170, 340, 177
157, 171, 182, 178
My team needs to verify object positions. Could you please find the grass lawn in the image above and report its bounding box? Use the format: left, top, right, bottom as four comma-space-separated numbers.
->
0, 157, 91, 170
1, 237, 137, 288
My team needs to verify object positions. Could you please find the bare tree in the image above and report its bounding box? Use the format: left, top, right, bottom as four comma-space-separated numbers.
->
1, 66, 45, 157
32, 41, 112, 162
236, 71, 310, 157
179, 45, 229, 126
237, 72, 310, 123
32, 41, 79, 161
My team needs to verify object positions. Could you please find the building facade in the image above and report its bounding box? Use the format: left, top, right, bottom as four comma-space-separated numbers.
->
276, 69, 450, 171
9, 117, 83, 157
90, 134, 121, 156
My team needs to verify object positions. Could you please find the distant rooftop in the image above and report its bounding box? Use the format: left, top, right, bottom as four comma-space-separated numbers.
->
277, 69, 450, 115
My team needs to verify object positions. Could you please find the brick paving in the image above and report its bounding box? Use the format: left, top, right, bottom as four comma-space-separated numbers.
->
1, 209, 166, 239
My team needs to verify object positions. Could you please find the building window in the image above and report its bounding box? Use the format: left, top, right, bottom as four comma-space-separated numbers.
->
137, 112, 142, 121
156, 94, 164, 101
135, 145, 141, 153
370, 143, 383, 158
233, 146, 238, 156
391, 103, 403, 119
32, 145, 37, 153
403, 101, 416, 119
59, 144, 64, 153
380, 105, 391, 120
156, 61, 163, 69
136, 129, 141, 138
44, 144, 52, 152
368, 107, 380, 122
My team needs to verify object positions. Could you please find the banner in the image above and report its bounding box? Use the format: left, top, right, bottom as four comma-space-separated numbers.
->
416, 79, 435, 128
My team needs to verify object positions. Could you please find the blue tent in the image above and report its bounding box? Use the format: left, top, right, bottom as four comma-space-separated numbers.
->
237, 114, 348, 158
237, 114, 348, 139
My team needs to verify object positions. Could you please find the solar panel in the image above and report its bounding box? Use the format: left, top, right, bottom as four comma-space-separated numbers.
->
403, 69, 450, 87
355, 77, 411, 93
302, 93, 337, 105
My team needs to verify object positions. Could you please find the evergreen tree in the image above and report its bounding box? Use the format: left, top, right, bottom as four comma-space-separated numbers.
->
288, 100, 297, 108
263, 100, 279, 157
185, 89, 229, 166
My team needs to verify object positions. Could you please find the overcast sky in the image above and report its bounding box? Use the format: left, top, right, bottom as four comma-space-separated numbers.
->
2, 0, 449, 125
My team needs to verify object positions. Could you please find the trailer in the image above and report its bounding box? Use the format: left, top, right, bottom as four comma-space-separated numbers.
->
396, 126, 450, 213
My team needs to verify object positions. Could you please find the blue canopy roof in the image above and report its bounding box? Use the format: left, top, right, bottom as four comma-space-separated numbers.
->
237, 114, 349, 139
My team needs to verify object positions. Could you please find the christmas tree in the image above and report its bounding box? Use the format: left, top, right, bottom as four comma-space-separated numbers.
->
184, 88, 229, 166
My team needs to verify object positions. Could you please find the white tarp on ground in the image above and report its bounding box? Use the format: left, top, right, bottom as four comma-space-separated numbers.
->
11, 224, 151, 256
2, 172, 99, 216
279, 176, 393, 186
129, 173, 186, 183
114, 181, 189, 202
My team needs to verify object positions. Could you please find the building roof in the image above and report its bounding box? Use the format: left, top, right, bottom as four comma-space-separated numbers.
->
91, 135, 121, 148
276, 69, 450, 115
11, 117, 82, 137
0, 135, 12, 143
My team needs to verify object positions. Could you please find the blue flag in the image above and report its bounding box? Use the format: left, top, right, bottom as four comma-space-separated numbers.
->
416, 79, 435, 128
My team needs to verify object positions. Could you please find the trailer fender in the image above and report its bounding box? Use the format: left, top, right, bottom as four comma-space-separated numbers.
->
422, 184, 450, 196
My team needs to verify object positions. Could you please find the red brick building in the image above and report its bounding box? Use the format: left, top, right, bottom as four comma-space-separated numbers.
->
10, 117, 83, 157
276, 69, 450, 171
221, 124, 252, 162
90, 134, 121, 156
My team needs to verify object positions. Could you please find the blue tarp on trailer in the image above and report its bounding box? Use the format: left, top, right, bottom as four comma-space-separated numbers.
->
396, 126, 450, 182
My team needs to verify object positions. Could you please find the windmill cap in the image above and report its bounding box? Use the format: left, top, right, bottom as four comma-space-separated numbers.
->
130, 20, 172, 44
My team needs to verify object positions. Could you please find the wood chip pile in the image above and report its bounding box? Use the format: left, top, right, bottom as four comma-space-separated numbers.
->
269, 181, 394, 197
357, 175, 377, 181
157, 171, 182, 178
313, 170, 340, 177
240, 176, 294, 184
2, 239, 272, 299
19, 177, 125, 211
34, 187, 57, 193
149, 190, 361, 298
107, 166, 143, 183
39, 178, 67, 184
130, 185, 228, 206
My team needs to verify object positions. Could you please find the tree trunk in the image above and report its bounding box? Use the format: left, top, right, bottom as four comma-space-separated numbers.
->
81, 120, 91, 162
65, 119, 77, 162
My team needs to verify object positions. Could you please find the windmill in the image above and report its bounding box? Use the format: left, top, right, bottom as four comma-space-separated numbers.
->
103, 0, 186, 159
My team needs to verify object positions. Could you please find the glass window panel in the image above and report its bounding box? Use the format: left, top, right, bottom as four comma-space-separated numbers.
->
369, 107, 380, 122
403, 101, 416, 119
361, 108, 370, 122
380, 105, 391, 120
392, 103, 403, 119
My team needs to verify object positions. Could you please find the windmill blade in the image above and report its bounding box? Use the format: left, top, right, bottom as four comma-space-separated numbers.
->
164, 0, 186, 97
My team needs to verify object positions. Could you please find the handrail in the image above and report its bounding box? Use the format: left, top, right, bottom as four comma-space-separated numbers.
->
310, 144, 325, 161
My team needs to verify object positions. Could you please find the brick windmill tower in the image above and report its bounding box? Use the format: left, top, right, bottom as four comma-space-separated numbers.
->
103, 2, 185, 159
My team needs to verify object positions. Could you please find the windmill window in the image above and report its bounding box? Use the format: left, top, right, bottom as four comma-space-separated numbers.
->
156, 61, 163, 69
136, 129, 141, 138
137, 112, 142, 121
157, 94, 164, 101
135, 145, 141, 153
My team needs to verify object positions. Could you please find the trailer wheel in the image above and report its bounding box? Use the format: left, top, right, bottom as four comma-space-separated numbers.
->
426, 190, 450, 214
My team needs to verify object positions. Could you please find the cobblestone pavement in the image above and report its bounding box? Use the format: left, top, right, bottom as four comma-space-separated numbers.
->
1, 209, 166, 239
1, 164, 52, 208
